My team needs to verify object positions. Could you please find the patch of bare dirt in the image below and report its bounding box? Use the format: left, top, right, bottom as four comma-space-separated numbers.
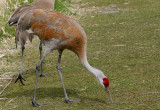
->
70, 0, 127, 17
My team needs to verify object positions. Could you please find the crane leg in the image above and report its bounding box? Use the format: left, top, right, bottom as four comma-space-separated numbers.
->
32, 49, 50, 107
56, 50, 81, 103
39, 41, 48, 77
15, 46, 26, 85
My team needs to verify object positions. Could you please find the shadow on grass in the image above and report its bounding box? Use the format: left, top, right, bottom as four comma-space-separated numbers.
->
2, 85, 107, 104
17, 66, 56, 76
3, 69, 107, 104
2, 87, 78, 99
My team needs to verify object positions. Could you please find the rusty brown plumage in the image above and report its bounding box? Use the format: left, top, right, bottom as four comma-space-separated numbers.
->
18, 9, 86, 58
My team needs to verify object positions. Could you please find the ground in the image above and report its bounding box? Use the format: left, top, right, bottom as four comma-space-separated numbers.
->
0, 0, 160, 110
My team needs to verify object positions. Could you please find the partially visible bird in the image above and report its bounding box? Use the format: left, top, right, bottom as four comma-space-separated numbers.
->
6, 0, 56, 85
17, 9, 113, 107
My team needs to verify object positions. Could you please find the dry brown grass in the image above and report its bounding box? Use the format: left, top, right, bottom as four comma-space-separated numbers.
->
0, 0, 7, 18
0, 0, 31, 95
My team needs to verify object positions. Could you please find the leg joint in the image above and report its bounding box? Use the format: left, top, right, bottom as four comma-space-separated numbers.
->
39, 46, 42, 51
56, 65, 61, 70
22, 46, 25, 51
36, 65, 40, 71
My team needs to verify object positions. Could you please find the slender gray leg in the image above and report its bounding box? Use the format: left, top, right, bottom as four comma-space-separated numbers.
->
56, 50, 80, 103
32, 49, 49, 107
15, 46, 26, 85
39, 41, 48, 77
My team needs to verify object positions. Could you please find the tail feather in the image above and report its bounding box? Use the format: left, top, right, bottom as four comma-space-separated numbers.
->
18, 31, 26, 47
15, 27, 19, 48
28, 34, 34, 43
6, 5, 32, 26
16, 30, 34, 48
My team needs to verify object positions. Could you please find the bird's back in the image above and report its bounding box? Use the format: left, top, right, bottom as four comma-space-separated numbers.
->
18, 9, 87, 56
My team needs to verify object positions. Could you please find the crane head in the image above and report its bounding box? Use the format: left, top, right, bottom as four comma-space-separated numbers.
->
96, 72, 113, 103
103, 78, 113, 103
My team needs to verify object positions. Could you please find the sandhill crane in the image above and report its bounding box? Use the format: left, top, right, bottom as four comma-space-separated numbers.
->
17, 9, 113, 107
6, 0, 55, 85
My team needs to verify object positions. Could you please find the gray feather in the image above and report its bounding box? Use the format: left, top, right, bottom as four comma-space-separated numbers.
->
6, 5, 33, 26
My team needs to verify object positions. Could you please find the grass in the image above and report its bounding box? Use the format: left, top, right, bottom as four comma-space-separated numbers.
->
0, 0, 160, 109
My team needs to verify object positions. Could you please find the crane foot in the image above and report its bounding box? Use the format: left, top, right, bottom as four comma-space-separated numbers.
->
32, 99, 46, 107
39, 73, 48, 77
64, 99, 81, 103
15, 74, 26, 85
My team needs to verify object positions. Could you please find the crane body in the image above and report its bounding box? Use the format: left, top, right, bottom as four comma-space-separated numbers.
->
17, 9, 113, 107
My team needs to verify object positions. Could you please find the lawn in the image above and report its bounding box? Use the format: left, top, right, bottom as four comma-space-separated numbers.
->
0, 0, 160, 109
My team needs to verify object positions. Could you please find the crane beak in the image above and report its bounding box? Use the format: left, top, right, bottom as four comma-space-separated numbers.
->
106, 87, 114, 103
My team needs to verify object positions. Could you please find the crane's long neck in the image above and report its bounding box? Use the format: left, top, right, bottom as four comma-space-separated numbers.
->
79, 50, 99, 77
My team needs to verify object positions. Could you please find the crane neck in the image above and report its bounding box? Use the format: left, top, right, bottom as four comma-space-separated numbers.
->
79, 51, 101, 78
